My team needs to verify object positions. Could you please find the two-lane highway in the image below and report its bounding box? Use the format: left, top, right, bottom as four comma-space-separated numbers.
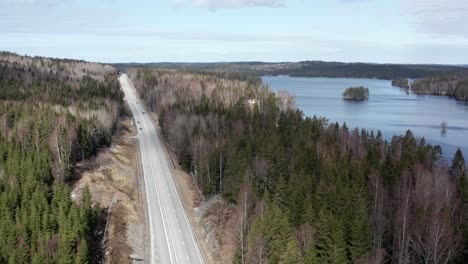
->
119, 74, 205, 264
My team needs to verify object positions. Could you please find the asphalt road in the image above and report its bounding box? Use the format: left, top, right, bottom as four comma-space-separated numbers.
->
119, 74, 205, 264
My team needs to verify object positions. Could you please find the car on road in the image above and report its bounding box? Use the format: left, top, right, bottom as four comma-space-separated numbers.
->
137, 121, 140, 124
142, 112, 146, 114
140, 127, 142, 130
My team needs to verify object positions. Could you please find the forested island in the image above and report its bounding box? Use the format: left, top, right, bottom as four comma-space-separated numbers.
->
391, 78, 410, 89
412, 75, 468, 100
128, 67, 468, 264
343, 86, 369, 100
0, 52, 122, 262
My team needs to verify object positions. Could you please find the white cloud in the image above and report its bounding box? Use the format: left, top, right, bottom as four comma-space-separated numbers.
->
177, 0, 286, 10
403, 0, 468, 37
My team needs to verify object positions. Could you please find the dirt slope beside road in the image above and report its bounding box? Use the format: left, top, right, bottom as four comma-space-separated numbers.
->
72, 118, 146, 264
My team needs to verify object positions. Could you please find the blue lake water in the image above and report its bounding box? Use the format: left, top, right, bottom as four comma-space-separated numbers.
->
262, 76, 468, 160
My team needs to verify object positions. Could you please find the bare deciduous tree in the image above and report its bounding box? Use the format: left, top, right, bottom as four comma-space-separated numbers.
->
368, 172, 389, 249
236, 180, 254, 264
49, 117, 76, 182
411, 165, 461, 264
277, 89, 295, 112
251, 156, 271, 191
393, 170, 413, 264
248, 236, 266, 264
296, 223, 314, 255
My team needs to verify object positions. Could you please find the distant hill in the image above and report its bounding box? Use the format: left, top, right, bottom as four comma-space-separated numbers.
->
114, 61, 468, 80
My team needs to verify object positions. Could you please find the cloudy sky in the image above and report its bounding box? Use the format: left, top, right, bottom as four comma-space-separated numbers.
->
1, 0, 467, 63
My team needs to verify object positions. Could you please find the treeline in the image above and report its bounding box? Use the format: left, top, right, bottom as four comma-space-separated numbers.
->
120, 61, 468, 80
128, 68, 262, 113
0, 55, 122, 111
412, 75, 468, 100
284, 62, 466, 80
342, 87, 369, 100
391, 78, 409, 89
130, 68, 468, 263
0, 53, 122, 262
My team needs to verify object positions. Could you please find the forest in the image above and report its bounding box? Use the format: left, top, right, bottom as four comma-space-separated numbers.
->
0, 52, 122, 263
118, 61, 468, 80
412, 75, 468, 100
391, 78, 410, 89
342, 87, 369, 100
129, 67, 468, 264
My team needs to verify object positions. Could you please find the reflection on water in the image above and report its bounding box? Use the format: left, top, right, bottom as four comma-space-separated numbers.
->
262, 76, 468, 160
440, 121, 448, 137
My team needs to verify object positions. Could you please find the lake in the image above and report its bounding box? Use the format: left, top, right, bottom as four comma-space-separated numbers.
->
262, 76, 468, 160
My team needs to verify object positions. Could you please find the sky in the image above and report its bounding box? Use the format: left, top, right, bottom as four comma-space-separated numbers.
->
1, 0, 468, 64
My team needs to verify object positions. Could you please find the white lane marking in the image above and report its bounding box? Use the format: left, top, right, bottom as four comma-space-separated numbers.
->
143, 116, 176, 264
156, 134, 206, 264
144, 116, 180, 264
151, 127, 205, 263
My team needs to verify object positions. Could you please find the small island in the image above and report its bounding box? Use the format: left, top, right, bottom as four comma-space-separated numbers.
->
391, 78, 410, 89
342, 86, 369, 100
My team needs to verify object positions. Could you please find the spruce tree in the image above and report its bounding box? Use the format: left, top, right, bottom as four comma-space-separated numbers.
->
327, 217, 349, 264
304, 238, 319, 264
279, 237, 304, 264
349, 204, 372, 260
316, 208, 348, 264
450, 148, 466, 178
266, 205, 292, 264
458, 170, 468, 263
273, 175, 287, 207
75, 238, 89, 264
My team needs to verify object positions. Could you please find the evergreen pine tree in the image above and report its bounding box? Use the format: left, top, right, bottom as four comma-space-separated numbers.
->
273, 175, 288, 211
328, 216, 349, 264
349, 203, 372, 260
458, 170, 468, 263
279, 237, 304, 264
450, 148, 466, 178
75, 238, 89, 264
316, 208, 349, 264
266, 205, 292, 264
80, 186, 93, 236
304, 238, 319, 264
302, 196, 315, 225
